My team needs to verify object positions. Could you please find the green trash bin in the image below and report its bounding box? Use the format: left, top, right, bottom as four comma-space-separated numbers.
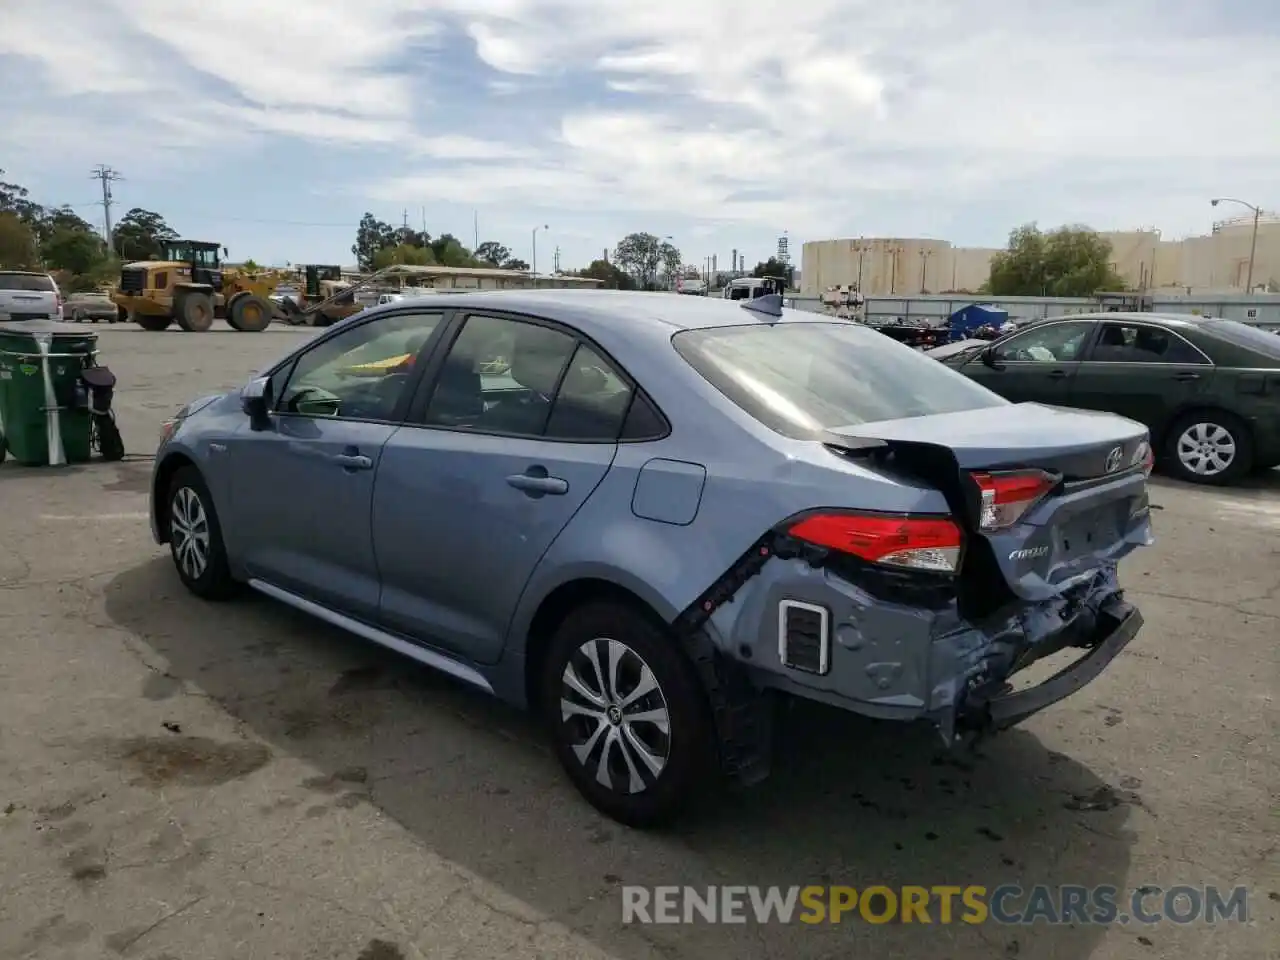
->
0, 318, 97, 466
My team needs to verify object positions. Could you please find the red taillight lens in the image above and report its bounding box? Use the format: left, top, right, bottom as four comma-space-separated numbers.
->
788, 513, 963, 573
969, 470, 1056, 532
1139, 440, 1154, 478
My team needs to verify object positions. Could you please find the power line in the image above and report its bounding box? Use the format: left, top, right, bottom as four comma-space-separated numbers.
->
89, 165, 123, 243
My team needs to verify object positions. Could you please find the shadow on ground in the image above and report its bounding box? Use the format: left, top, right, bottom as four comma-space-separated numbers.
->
105, 558, 1142, 960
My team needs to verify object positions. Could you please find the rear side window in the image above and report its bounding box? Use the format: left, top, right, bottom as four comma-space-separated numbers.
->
0, 273, 55, 292
673, 321, 1007, 439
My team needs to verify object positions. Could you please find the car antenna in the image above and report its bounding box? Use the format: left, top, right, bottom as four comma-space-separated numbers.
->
741, 292, 783, 320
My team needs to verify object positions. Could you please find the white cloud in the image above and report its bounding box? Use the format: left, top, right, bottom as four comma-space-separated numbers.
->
2, 0, 1278, 254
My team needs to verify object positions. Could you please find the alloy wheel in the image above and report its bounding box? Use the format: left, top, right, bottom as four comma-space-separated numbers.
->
560, 637, 672, 795
1176, 422, 1236, 477
170, 486, 211, 580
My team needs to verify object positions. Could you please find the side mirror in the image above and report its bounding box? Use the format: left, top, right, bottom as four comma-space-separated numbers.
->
240, 376, 272, 429
980, 346, 999, 367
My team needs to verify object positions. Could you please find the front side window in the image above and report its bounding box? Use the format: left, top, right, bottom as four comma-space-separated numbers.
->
673, 321, 1006, 440
276, 311, 442, 421
992, 321, 1094, 363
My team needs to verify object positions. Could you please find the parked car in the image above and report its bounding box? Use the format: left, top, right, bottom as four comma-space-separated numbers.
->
64, 290, 119, 323
929, 312, 1280, 485
0, 271, 61, 321
150, 290, 1152, 826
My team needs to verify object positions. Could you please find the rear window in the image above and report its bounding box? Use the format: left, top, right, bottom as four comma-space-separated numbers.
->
1202, 320, 1280, 359
0, 273, 55, 292
672, 321, 1008, 439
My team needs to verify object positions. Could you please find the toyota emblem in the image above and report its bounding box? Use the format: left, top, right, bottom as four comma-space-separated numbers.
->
1104, 446, 1123, 473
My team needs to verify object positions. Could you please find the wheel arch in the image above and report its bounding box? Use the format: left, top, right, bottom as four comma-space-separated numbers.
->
152, 451, 198, 543
518, 575, 678, 715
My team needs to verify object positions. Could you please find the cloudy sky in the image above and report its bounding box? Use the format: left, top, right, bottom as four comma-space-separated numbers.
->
2, 0, 1276, 270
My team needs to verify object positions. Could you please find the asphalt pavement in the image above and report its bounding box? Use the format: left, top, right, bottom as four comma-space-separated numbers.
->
0, 321, 1276, 960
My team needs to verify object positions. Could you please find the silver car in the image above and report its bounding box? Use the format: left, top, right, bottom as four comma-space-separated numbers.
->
0, 271, 61, 321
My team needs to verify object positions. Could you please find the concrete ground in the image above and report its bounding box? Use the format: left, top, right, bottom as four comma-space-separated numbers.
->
0, 321, 1276, 960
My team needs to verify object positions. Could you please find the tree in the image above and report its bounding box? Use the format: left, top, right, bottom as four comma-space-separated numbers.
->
113, 208, 178, 260
504, 258, 529, 271
0, 169, 43, 224
372, 243, 435, 270
752, 257, 794, 287
987, 224, 1126, 297
659, 240, 681, 284
42, 227, 106, 276
429, 233, 475, 268
0, 212, 40, 268
474, 241, 511, 267
578, 258, 635, 289
613, 232, 680, 289
352, 213, 396, 271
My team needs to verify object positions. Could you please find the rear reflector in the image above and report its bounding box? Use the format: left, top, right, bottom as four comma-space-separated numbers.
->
788, 513, 962, 573
778, 600, 830, 674
969, 470, 1056, 532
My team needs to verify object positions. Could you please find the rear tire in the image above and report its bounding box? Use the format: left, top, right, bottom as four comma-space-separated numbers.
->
228, 293, 273, 333
1164, 410, 1253, 486
166, 466, 238, 600
175, 291, 215, 332
135, 313, 172, 332
540, 601, 716, 828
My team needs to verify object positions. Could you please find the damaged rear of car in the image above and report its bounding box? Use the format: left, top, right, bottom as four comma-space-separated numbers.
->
671, 320, 1152, 756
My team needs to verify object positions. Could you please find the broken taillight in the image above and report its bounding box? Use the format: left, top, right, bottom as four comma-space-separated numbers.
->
969, 470, 1056, 532
788, 513, 963, 573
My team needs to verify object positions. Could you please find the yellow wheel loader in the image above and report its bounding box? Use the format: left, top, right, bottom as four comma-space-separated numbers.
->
111, 241, 282, 332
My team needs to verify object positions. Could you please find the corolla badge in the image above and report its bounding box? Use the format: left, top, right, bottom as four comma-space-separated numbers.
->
1104, 446, 1124, 473
1009, 546, 1049, 561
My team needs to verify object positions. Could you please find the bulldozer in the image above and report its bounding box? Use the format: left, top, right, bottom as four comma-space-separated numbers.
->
112, 240, 282, 333
276, 264, 367, 327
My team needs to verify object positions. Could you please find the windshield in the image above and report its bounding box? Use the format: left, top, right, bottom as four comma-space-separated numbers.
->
673, 321, 1008, 439
0, 272, 54, 292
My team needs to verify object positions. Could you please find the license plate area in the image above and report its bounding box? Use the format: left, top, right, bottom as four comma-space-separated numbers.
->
1051, 503, 1124, 562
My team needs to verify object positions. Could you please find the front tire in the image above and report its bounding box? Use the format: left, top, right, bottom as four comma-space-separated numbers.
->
541, 601, 716, 828
166, 466, 237, 600
1165, 410, 1253, 485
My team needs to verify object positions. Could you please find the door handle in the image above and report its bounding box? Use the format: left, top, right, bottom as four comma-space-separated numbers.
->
333, 453, 373, 470
506, 468, 569, 496
1173, 372, 1200, 381
1047, 369, 1068, 380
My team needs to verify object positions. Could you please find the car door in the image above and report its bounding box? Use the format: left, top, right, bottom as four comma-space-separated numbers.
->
957, 319, 1098, 406
372, 311, 634, 664
226, 309, 448, 621
1066, 320, 1216, 432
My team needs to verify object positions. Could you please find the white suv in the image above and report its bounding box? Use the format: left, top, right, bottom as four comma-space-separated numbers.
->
0, 271, 63, 321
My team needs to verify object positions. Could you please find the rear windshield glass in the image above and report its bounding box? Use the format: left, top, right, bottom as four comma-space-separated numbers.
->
672, 321, 1008, 439
0, 273, 55, 292
1202, 320, 1280, 359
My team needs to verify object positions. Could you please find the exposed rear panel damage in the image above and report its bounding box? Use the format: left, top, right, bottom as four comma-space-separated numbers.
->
675, 422, 1152, 758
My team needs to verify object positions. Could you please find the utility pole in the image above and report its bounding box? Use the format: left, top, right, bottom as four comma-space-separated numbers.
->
89, 165, 122, 246
474, 211, 479, 250
553, 246, 560, 273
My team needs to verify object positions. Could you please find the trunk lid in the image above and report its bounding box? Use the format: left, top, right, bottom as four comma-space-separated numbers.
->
824, 402, 1153, 601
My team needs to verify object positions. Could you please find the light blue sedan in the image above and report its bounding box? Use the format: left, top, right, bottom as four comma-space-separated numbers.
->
151, 289, 1152, 826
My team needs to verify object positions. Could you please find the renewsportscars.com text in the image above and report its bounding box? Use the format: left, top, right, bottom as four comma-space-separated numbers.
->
621, 885, 1251, 926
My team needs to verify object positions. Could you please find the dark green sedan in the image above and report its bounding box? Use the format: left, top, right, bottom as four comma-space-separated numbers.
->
931, 312, 1280, 485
